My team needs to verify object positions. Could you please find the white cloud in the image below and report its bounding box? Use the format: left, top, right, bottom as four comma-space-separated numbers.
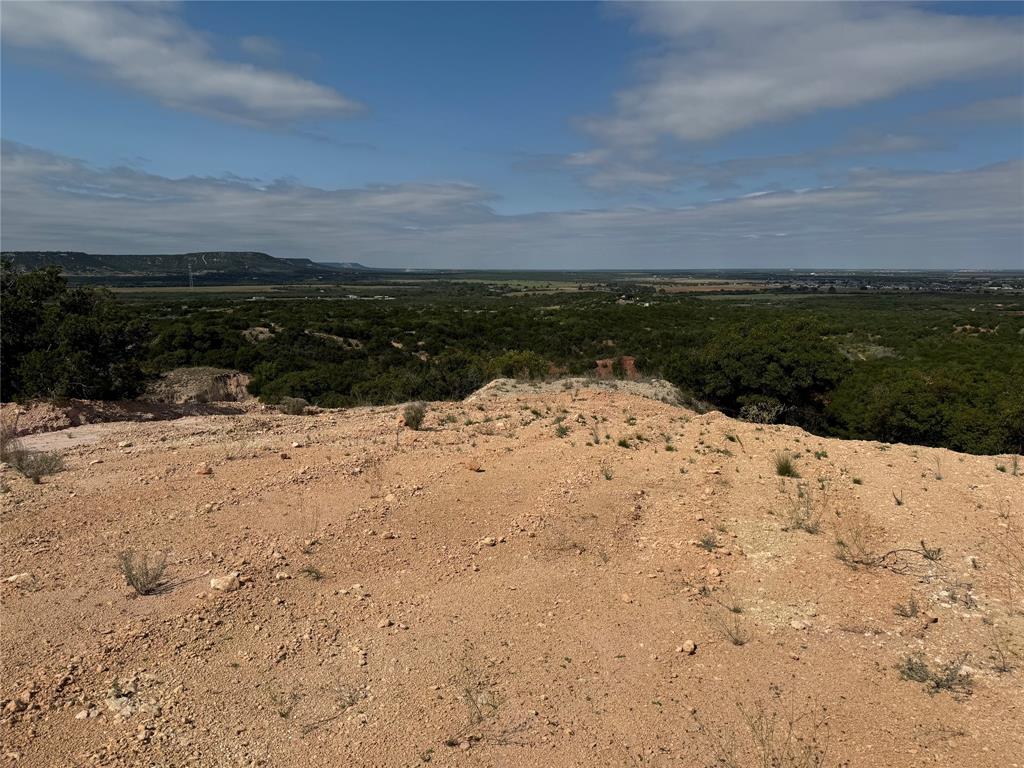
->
239, 35, 281, 61
1, 3, 361, 126
584, 3, 1023, 146
2, 141, 1021, 269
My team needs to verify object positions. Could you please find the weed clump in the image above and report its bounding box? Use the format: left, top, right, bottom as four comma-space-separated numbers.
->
278, 396, 309, 415
403, 402, 427, 430
1, 425, 64, 484
117, 550, 167, 595
898, 652, 972, 697
774, 451, 800, 478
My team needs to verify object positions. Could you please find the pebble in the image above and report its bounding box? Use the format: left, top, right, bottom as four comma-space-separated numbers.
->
210, 573, 241, 592
195, 463, 213, 476
680, 640, 697, 655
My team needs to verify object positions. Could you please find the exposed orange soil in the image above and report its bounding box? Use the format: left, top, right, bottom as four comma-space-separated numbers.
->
1, 379, 1021, 767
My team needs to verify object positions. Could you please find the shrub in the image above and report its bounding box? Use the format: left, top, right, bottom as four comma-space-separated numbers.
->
117, 550, 167, 595
784, 484, 822, 534
403, 401, 427, 430
1, 431, 63, 484
279, 396, 309, 415
739, 399, 786, 424
774, 451, 800, 478
898, 652, 972, 697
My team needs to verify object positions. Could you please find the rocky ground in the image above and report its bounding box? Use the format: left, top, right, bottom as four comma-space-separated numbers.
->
1, 378, 1022, 767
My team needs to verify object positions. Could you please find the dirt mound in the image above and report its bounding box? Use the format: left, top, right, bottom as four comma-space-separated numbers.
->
1, 384, 1021, 767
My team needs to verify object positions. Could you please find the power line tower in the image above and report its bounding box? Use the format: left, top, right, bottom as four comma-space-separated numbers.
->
187, 261, 195, 289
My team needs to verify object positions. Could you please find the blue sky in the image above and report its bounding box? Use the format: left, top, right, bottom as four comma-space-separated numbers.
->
2, 1, 1022, 268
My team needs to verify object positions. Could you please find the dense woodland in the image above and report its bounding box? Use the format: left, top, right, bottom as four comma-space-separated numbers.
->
3, 261, 1022, 456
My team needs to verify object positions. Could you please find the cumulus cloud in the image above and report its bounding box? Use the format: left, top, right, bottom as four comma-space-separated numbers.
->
1, 2, 361, 126
2, 141, 1021, 269
585, 3, 1023, 145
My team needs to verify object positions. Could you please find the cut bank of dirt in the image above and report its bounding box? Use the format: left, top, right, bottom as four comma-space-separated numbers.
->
1, 380, 1021, 767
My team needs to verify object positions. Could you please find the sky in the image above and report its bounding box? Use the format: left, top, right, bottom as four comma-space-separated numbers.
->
1, 1, 1023, 269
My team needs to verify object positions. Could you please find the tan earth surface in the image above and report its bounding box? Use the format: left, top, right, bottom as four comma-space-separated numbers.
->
1, 379, 1022, 767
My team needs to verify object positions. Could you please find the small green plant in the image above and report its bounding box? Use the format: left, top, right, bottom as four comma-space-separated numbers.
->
617, 437, 631, 449
117, 550, 167, 596
601, 467, 613, 480
554, 424, 570, 438
851, 477, 862, 485
698, 532, 720, 552
774, 451, 799, 478
892, 489, 904, 506
920, 540, 943, 562
299, 565, 323, 581
403, 402, 427, 430
813, 449, 828, 460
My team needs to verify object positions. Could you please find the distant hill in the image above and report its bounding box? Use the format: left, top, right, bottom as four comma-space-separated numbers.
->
1, 251, 368, 286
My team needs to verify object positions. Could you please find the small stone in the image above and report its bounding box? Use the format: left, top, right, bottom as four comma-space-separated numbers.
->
790, 619, 809, 631
274, 572, 291, 581
478, 537, 497, 547
620, 593, 633, 604
280, 453, 291, 460
75, 709, 89, 720
195, 463, 213, 476
378, 618, 393, 628
117, 441, 132, 449
291, 441, 302, 448
681, 640, 697, 655
210, 573, 241, 592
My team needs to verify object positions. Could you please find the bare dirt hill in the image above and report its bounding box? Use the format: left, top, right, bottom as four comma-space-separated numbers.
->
1, 382, 1021, 767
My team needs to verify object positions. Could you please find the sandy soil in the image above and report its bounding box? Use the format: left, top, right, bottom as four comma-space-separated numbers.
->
1, 380, 1021, 767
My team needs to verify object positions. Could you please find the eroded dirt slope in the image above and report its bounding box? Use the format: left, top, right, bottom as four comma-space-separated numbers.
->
1, 380, 1022, 767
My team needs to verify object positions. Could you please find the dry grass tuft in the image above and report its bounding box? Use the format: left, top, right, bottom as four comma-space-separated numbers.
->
117, 550, 168, 595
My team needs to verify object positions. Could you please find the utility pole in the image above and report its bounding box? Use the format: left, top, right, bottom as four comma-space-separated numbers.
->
188, 261, 194, 289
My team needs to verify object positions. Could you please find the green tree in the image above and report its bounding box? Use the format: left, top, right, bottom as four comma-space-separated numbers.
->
1, 261, 148, 400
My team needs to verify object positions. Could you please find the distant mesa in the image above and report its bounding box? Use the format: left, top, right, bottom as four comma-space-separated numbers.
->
1, 251, 368, 286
